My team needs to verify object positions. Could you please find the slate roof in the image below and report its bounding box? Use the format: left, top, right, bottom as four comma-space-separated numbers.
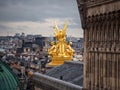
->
46, 61, 83, 86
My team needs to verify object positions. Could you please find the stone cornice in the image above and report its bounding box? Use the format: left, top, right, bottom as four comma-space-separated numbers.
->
86, 0, 118, 8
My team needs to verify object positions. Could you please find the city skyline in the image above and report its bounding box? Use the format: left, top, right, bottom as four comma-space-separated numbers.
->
0, 0, 83, 37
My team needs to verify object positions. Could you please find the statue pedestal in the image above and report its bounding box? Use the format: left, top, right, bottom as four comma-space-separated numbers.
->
47, 56, 72, 67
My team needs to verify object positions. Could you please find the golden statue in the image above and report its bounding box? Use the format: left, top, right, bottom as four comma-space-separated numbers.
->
47, 20, 75, 66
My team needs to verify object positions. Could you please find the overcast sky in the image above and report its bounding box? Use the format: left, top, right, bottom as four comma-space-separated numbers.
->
0, 0, 83, 37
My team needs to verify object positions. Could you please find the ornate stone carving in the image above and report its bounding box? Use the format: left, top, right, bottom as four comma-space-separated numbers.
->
77, 0, 87, 29
77, 0, 120, 89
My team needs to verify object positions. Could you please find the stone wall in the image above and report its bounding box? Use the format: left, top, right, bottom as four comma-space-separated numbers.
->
77, 0, 120, 90
32, 72, 83, 90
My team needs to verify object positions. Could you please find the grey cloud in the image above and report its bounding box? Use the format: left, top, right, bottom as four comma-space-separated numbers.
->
0, 0, 81, 22
0, 24, 13, 30
0, 0, 73, 7
0, 0, 82, 37
16, 26, 29, 30
0, 24, 29, 31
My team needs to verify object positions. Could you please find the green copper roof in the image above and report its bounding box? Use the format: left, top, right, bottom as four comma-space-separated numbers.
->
0, 61, 19, 90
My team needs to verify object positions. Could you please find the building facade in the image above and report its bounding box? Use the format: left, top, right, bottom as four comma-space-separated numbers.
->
77, 0, 120, 90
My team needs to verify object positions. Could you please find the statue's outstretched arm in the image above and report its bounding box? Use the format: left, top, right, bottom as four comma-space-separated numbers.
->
53, 21, 59, 35
63, 20, 68, 34
53, 21, 59, 30
54, 30, 58, 36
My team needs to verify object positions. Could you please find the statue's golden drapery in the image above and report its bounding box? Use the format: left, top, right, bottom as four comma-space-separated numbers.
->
48, 21, 75, 66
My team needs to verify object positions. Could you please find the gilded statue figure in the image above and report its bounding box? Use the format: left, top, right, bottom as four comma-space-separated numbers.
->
48, 42, 58, 57
47, 20, 75, 66
53, 21, 68, 42
65, 42, 75, 56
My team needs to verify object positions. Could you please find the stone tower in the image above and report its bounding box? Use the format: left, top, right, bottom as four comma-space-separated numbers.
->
77, 0, 120, 90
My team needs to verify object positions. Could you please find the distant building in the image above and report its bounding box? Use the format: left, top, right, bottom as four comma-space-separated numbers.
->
21, 32, 25, 36
22, 41, 33, 53
14, 33, 21, 37
35, 36, 45, 49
